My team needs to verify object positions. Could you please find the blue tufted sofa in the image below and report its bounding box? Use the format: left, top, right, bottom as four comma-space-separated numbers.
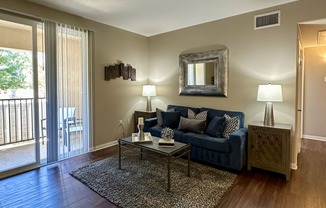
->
144, 104, 247, 171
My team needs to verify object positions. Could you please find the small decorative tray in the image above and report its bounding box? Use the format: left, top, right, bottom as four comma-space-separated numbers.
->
132, 132, 153, 143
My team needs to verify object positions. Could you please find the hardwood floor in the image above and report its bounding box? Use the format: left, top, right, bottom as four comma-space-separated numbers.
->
218, 139, 326, 208
0, 147, 117, 208
0, 139, 325, 208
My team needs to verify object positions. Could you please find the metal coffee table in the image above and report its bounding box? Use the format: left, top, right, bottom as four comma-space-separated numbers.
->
118, 136, 191, 192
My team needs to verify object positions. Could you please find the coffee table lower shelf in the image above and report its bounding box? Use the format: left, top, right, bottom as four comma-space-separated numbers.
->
118, 136, 191, 192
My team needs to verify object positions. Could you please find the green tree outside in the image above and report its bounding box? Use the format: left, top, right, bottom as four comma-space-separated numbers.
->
0, 49, 31, 91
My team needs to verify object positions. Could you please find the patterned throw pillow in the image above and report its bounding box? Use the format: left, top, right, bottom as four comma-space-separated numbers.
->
222, 114, 240, 139
156, 108, 175, 126
188, 109, 208, 120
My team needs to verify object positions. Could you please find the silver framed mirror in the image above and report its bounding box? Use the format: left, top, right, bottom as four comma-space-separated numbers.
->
179, 48, 228, 97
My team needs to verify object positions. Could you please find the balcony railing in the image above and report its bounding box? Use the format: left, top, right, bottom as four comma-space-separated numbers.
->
0, 98, 46, 146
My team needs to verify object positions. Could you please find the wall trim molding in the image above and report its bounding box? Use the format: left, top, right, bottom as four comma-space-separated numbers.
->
303, 135, 326, 142
91, 140, 118, 151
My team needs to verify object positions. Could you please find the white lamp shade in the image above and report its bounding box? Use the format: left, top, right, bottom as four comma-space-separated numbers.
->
142, 85, 156, 97
257, 84, 283, 102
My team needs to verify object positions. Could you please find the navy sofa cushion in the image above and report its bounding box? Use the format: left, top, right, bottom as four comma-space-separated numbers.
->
149, 125, 184, 142
167, 105, 200, 118
206, 116, 225, 137
171, 129, 185, 142
182, 132, 230, 153
149, 125, 163, 138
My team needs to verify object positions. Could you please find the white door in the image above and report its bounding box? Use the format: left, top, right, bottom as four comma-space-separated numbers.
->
296, 40, 304, 152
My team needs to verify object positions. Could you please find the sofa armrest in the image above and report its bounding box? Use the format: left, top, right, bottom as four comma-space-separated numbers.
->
144, 117, 157, 132
228, 128, 248, 171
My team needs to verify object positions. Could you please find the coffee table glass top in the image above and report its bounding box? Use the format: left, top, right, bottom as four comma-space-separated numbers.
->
120, 136, 189, 155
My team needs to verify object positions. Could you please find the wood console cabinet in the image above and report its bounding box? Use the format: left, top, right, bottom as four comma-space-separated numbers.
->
247, 122, 292, 180
134, 110, 156, 132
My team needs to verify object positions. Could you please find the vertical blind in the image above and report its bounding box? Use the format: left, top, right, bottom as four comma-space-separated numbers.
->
45, 21, 91, 162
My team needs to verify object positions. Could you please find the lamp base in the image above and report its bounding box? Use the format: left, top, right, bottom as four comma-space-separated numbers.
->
146, 96, 152, 111
263, 101, 275, 126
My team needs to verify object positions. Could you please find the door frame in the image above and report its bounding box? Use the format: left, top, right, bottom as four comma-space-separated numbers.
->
0, 12, 42, 179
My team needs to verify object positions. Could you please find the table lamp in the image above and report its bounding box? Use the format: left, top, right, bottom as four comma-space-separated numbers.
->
257, 84, 283, 126
142, 85, 156, 111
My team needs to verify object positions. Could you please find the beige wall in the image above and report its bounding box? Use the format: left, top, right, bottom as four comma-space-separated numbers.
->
0, 0, 149, 147
303, 46, 326, 138
149, 5, 296, 125
148, 0, 326, 167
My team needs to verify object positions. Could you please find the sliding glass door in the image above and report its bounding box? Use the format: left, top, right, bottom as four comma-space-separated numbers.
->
0, 12, 91, 178
0, 12, 44, 178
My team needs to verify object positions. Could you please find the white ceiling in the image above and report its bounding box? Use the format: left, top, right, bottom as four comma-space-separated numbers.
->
28, 0, 297, 37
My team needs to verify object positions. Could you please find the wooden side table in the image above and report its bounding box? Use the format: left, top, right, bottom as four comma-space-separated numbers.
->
247, 121, 292, 180
134, 110, 156, 132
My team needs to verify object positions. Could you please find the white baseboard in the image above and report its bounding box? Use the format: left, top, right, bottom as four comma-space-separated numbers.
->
91, 140, 118, 152
303, 135, 326, 142
291, 163, 298, 170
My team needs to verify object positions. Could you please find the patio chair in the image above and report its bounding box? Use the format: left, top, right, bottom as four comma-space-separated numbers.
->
59, 107, 76, 129
41, 107, 76, 147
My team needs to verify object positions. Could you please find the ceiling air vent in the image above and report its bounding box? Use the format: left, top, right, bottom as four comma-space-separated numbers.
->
254, 10, 280, 30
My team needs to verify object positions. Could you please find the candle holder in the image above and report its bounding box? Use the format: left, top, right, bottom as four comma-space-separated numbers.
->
138, 124, 145, 140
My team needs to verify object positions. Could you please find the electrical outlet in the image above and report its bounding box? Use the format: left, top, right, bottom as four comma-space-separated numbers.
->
119, 120, 123, 125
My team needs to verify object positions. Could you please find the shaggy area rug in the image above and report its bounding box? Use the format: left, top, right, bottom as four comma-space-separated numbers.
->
70, 151, 237, 208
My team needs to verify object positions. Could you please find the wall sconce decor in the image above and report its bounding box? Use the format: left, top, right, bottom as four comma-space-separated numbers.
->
257, 84, 283, 126
104, 62, 136, 81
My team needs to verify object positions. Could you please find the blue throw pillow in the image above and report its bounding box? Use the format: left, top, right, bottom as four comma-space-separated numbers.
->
161, 111, 180, 128
156, 108, 175, 126
206, 116, 226, 137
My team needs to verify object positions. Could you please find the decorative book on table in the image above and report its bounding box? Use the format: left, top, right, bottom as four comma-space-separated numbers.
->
132, 132, 153, 143
158, 138, 175, 147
